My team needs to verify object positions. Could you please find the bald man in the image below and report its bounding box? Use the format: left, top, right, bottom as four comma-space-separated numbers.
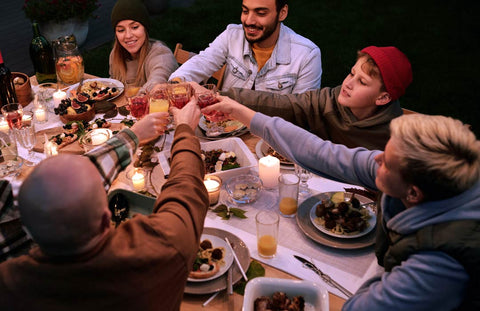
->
0, 101, 209, 311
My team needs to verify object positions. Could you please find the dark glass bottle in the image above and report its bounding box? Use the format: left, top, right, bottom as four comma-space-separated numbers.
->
0, 50, 17, 108
29, 22, 56, 84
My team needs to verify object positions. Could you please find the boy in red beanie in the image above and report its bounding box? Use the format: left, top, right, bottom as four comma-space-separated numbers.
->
216, 45, 412, 150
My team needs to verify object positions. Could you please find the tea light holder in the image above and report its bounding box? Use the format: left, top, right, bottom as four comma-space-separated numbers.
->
204, 175, 222, 206
43, 134, 58, 157
258, 155, 280, 189
131, 168, 146, 191
53, 89, 67, 108
34, 104, 48, 123
0, 117, 9, 134
79, 128, 112, 152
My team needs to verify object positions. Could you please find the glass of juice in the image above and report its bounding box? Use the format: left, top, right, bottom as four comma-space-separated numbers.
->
127, 93, 149, 119
1, 103, 24, 130
150, 87, 170, 113
278, 173, 299, 217
167, 83, 192, 109
256, 210, 280, 258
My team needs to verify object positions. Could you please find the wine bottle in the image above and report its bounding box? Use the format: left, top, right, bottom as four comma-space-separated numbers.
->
29, 21, 57, 84
0, 50, 17, 108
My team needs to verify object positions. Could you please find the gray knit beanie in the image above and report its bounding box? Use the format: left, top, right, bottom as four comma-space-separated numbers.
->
111, 0, 150, 31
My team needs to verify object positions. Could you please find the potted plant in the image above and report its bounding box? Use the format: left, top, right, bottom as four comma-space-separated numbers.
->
22, 0, 100, 45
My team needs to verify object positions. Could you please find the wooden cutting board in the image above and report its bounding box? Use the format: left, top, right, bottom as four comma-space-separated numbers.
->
33, 123, 125, 155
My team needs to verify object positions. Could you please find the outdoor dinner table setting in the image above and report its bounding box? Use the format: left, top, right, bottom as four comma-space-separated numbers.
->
0, 73, 383, 311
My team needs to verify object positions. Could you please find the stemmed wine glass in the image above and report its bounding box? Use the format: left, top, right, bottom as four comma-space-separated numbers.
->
13, 111, 38, 166
294, 164, 312, 197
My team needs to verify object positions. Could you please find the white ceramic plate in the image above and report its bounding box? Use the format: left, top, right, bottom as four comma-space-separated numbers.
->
243, 277, 329, 311
198, 115, 246, 138
66, 78, 124, 101
185, 227, 250, 294
309, 193, 376, 239
187, 234, 234, 283
255, 139, 294, 170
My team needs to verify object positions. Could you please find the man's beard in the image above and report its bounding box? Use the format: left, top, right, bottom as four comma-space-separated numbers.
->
243, 15, 279, 44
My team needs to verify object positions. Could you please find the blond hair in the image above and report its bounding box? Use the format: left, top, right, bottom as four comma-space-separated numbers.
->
390, 114, 480, 200
110, 33, 151, 86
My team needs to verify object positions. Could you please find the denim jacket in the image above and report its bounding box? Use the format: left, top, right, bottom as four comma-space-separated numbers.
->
169, 23, 322, 94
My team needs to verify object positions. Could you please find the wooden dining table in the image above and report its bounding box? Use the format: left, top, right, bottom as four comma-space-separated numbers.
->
27, 74, 346, 311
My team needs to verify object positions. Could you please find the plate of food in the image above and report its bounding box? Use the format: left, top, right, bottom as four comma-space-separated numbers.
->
185, 227, 250, 294
188, 234, 234, 282
67, 78, 124, 102
197, 115, 247, 139
255, 139, 294, 170
296, 191, 376, 249
309, 191, 376, 239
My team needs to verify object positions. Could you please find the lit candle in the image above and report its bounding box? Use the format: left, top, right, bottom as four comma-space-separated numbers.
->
258, 155, 280, 189
0, 118, 9, 133
131, 170, 146, 191
204, 175, 222, 206
22, 113, 32, 126
53, 90, 66, 108
90, 131, 109, 145
43, 134, 58, 157
34, 106, 47, 123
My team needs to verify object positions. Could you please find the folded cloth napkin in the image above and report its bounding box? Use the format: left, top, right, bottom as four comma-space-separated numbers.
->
0, 180, 33, 262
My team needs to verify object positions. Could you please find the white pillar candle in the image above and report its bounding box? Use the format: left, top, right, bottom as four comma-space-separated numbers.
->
131, 170, 146, 191
204, 176, 222, 206
0, 118, 9, 133
34, 107, 47, 123
53, 90, 67, 108
258, 155, 280, 188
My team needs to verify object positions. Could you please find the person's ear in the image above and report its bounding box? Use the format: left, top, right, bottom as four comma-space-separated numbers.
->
375, 92, 391, 106
100, 210, 112, 232
278, 4, 288, 22
406, 185, 424, 205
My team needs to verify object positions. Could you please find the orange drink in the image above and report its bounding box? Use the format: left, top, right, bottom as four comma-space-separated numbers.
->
255, 211, 279, 259
278, 174, 299, 217
258, 234, 277, 257
150, 87, 169, 113
279, 197, 298, 216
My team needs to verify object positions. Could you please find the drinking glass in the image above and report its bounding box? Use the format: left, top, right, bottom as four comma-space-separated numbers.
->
127, 93, 149, 119
294, 164, 312, 197
278, 173, 299, 217
13, 112, 37, 166
167, 83, 192, 109
149, 87, 170, 113
256, 210, 279, 259
1, 103, 24, 130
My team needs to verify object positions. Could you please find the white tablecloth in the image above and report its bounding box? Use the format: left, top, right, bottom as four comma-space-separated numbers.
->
10, 99, 381, 299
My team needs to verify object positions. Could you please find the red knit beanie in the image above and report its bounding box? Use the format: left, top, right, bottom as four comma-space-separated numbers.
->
361, 46, 412, 101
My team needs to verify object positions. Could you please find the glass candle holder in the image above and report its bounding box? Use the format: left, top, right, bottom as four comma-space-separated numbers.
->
204, 175, 222, 206
34, 104, 48, 123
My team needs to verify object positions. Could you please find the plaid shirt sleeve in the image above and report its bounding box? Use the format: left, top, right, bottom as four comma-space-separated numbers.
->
84, 128, 139, 191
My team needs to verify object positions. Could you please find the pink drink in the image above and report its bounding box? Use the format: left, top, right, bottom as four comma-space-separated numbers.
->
197, 93, 219, 109
129, 95, 149, 119
6, 111, 23, 129
170, 93, 189, 109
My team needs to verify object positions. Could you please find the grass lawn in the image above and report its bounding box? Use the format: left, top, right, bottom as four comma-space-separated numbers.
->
84, 0, 480, 136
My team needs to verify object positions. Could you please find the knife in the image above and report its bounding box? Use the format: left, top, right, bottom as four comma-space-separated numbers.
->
294, 255, 353, 298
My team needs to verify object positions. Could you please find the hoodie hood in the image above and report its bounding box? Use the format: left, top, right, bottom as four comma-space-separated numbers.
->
383, 180, 480, 235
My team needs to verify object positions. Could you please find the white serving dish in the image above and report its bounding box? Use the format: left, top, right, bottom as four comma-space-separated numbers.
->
157, 137, 257, 180
243, 277, 329, 311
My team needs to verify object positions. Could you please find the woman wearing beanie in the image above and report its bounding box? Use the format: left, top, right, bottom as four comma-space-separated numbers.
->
216, 45, 412, 150
109, 0, 177, 92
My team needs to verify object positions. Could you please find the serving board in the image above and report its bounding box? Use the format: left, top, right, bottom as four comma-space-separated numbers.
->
33, 123, 125, 155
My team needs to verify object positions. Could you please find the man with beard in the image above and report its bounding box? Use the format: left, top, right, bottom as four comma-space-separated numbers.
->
169, 0, 322, 94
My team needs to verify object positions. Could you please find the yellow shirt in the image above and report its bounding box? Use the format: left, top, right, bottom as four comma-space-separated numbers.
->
252, 44, 274, 71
